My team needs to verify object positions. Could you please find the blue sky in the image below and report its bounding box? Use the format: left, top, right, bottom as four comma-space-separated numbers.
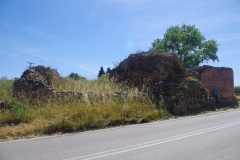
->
0, 0, 240, 85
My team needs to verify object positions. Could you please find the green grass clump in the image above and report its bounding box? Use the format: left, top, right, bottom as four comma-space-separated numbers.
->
0, 98, 37, 125
0, 79, 14, 102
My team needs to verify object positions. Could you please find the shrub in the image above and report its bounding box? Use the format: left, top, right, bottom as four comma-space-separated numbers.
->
0, 98, 36, 125
234, 86, 240, 93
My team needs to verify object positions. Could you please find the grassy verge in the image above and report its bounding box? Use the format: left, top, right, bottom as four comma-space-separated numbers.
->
0, 78, 167, 141
0, 97, 165, 140
0, 79, 239, 141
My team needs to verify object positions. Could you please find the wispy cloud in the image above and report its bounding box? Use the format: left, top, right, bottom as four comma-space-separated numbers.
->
27, 27, 54, 40
75, 64, 99, 74
91, 0, 156, 16
0, 20, 9, 27
129, 14, 170, 38
0, 46, 3, 55
102, 0, 155, 5
216, 32, 240, 42
7, 53, 18, 57
11, 42, 46, 59
218, 50, 239, 56
215, 12, 240, 24
26, 26, 72, 45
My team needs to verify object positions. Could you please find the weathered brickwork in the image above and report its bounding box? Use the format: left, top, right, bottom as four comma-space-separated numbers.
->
201, 66, 234, 97
189, 65, 237, 105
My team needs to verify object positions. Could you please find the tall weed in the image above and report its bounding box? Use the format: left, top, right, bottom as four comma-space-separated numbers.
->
0, 98, 36, 125
0, 77, 166, 140
0, 80, 14, 102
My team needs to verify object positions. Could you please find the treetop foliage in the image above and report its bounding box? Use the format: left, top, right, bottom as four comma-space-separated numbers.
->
98, 66, 105, 78
234, 86, 240, 93
69, 72, 85, 80
150, 24, 219, 68
106, 67, 111, 74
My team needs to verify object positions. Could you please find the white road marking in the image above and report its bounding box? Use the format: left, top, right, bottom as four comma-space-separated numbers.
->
65, 121, 240, 160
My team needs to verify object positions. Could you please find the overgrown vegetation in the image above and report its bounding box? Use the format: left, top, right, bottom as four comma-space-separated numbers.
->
52, 74, 124, 92
1, 77, 239, 141
234, 86, 240, 94
0, 77, 165, 140
0, 79, 14, 102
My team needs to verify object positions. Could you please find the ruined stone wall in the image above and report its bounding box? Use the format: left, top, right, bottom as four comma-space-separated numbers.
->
13, 65, 147, 103
200, 66, 234, 97
13, 62, 237, 116
189, 65, 237, 105
13, 65, 61, 100
110, 51, 186, 87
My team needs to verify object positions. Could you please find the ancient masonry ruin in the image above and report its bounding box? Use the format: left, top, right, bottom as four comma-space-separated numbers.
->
13, 66, 143, 103
189, 65, 236, 105
109, 51, 237, 113
13, 51, 238, 114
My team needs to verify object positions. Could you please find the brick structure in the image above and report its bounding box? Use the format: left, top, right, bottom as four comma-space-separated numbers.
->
110, 51, 209, 114
109, 51, 186, 89
189, 65, 237, 105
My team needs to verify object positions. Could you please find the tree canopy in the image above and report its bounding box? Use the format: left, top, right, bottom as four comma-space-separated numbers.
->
234, 86, 240, 93
98, 66, 105, 78
69, 72, 86, 80
149, 24, 219, 68
106, 67, 111, 74
69, 72, 80, 80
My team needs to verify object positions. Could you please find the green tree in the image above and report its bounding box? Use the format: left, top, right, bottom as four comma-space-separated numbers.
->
234, 86, 240, 93
106, 67, 111, 74
149, 24, 219, 68
98, 66, 105, 78
69, 72, 80, 80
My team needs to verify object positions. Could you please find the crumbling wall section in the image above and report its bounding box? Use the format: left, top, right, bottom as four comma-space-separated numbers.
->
13, 65, 147, 103
110, 51, 210, 114
13, 62, 237, 116
189, 65, 237, 105
110, 51, 186, 87
13, 65, 61, 100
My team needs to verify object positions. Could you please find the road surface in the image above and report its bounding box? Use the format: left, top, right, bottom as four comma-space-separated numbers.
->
1, 109, 240, 160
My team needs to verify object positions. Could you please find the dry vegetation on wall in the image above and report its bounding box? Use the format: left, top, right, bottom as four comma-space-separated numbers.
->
51, 74, 126, 93
0, 77, 239, 141
0, 77, 167, 141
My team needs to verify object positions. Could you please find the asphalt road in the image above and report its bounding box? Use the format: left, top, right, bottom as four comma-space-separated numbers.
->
1, 109, 240, 160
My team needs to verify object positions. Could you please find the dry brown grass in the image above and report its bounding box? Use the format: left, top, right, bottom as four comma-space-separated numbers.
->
52, 75, 126, 93
2, 77, 238, 141
0, 97, 163, 141
0, 78, 166, 141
